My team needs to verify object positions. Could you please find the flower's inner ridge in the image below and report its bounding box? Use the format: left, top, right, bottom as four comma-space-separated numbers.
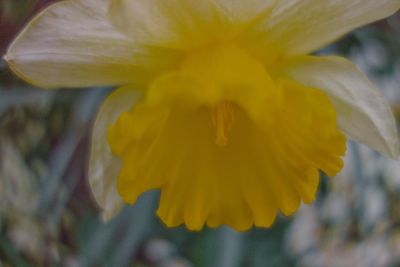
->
211, 101, 235, 146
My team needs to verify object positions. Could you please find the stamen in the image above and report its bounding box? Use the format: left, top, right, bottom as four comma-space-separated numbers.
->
211, 102, 235, 146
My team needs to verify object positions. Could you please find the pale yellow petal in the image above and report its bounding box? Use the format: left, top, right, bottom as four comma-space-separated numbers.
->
5, 0, 181, 88
213, 0, 276, 21
108, 0, 276, 49
89, 86, 140, 221
242, 0, 400, 58
278, 55, 399, 159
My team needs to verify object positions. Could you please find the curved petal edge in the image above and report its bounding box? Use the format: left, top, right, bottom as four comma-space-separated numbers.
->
89, 86, 139, 221
247, 0, 400, 56
4, 0, 159, 88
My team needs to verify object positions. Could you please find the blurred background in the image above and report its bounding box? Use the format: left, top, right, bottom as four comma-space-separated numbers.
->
1, 1, 400, 267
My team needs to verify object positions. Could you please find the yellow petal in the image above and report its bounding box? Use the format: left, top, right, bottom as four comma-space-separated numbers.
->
5, 0, 181, 88
89, 86, 140, 221
241, 0, 400, 58
278, 55, 399, 159
108, 0, 276, 49
108, 52, 346, 230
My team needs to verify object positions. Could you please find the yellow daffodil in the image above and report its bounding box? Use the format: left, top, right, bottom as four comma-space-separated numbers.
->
5, 0, 400, 231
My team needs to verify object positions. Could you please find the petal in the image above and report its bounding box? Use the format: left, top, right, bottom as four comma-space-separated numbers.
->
242, 0, 400, 57
108, 72, 346, 231
5, 0, 181, 88
89, 86, 140, 220
213, 0, 276, 21
108, 0, 276, 49
278, 55, 399, 159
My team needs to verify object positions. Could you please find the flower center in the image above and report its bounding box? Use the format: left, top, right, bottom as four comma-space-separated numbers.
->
177, 43, 276, 146
211, 101, 235, 146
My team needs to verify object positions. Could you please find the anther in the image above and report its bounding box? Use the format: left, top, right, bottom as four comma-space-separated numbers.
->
211, 102, 235, 146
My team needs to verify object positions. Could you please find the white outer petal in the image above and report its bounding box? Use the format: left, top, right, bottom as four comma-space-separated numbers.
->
279, 56, 399, 159
242, 0, 400, 57
5, 0, 179, 88
89, 86, 139, 221
108, 0, 277, 49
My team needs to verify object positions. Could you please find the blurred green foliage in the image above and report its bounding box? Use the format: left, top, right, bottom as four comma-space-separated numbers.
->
1, 0, 36, 22
1, 1, 400, 267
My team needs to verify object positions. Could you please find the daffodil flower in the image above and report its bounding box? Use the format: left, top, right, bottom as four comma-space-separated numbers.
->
5, 0, 400, 231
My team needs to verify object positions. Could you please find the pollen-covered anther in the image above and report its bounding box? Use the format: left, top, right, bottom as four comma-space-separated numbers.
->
211, 101, 235, 146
